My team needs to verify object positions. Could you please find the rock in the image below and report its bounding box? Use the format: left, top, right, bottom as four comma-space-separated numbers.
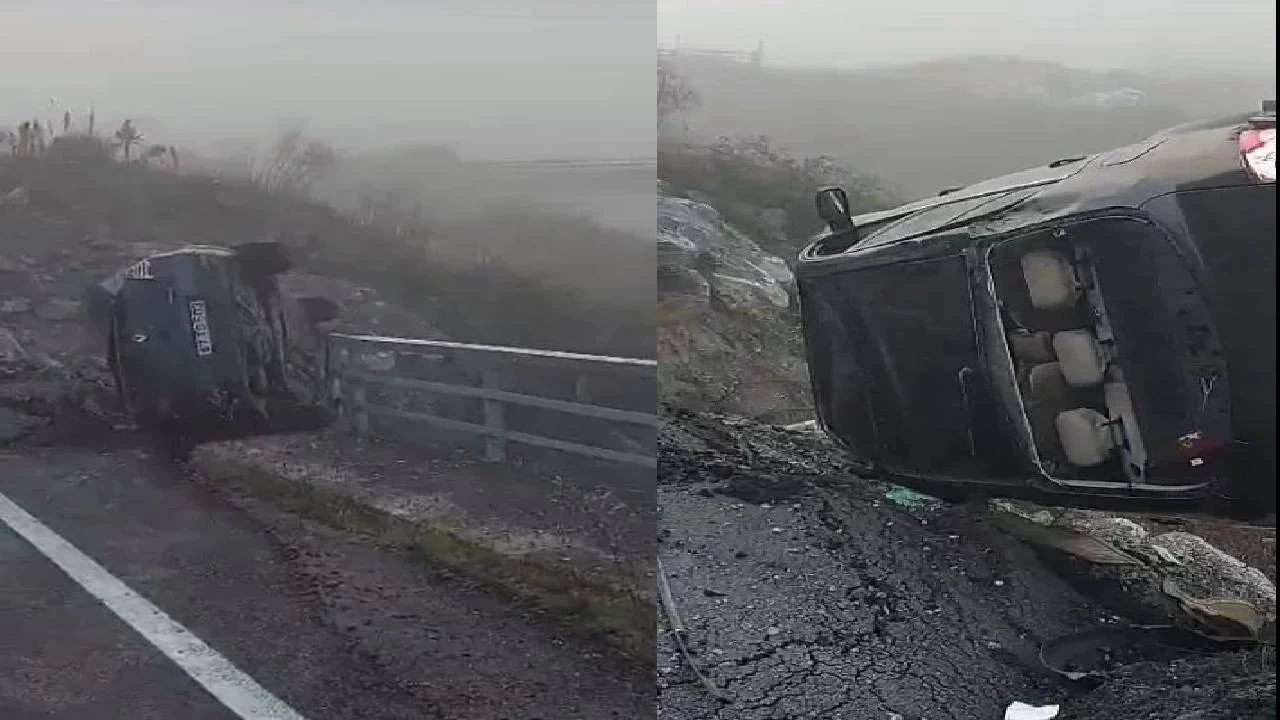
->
657, 195, 792, 311
0, 407, 44, 443
1055, 513, 1152, 556
657, 193, 811, 417
0, 327, 26, 363
990, 500, 1278, 636
0, 298, 32, 315
33, 298, 82, 322
0, 186, 28, 206
1150, 531, 1276, 622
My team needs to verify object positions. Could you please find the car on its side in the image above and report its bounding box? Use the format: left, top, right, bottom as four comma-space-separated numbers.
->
796, 103, 1276, 522
87, 241, 340, 447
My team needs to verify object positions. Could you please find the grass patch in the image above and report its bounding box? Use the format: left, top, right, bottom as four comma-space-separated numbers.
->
192, 451, 654, 662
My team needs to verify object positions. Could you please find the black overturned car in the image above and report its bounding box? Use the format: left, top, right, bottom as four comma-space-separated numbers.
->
87, 241, 340, 449
797, 103, 1276, 521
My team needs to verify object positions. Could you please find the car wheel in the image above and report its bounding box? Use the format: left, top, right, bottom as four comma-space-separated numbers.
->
234, 241, 294, 276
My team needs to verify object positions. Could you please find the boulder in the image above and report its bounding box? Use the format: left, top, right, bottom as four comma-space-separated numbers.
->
657, 194, 810, 419
657, 195, 792, 312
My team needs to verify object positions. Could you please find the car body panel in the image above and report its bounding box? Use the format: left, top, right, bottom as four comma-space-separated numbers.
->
91, 245, 332, 438
796, 110, 1276, 519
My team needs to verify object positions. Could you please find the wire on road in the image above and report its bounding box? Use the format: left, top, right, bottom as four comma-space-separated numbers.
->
658, 556, 730, 704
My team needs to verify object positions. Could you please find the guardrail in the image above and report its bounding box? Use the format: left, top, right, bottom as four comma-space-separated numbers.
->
326, 333, 658, 468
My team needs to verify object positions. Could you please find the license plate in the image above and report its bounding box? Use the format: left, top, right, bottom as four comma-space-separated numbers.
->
189, 300, 214, 356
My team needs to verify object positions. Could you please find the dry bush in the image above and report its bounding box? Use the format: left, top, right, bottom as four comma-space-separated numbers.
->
659, 135, 897, 258
114, 120, 143, 162
252, 122, 337, 196
3, 110, 652, 360
44, 134, 116, 163
658, 59, 699, 131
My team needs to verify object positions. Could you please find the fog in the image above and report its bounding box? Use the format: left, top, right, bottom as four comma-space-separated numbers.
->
659, 0, 1277, 76
3, 0, 654, 161
658, 0, 1275, 202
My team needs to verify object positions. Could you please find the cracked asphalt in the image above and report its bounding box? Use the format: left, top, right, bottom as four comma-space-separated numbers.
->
656, 410, 1276, 720
657, 484, 1090, 719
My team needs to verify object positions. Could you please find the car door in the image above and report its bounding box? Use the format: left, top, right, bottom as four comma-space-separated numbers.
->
800, 250, 1026, 481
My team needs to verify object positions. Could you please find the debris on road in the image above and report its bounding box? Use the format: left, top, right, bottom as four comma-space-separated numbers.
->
882, 484, 943, 511
1004, 701, 1060, 720
658, 556, 729, 703
991, 500, 1277, 641
1039, 624, 1218, 680
658, 409, 1277, 719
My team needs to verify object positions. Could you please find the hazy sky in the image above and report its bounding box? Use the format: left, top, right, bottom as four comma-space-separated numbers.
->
658, 0, 1278, 75
2, 0, 654, 160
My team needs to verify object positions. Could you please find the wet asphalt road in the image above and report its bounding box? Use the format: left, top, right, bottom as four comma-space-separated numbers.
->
0, 447, 651, 719
1, 520, 237, 719
655, 409, 1278, 720
656, 483, 1109, 720
0, 448, 428, 720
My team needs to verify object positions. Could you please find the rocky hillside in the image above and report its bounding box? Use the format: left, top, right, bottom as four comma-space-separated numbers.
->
0, 137, 652, 359
657, 192, 810, 423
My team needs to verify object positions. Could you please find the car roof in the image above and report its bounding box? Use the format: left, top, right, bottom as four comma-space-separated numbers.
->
148, 245, 237, 259
812, 110, 1272, 256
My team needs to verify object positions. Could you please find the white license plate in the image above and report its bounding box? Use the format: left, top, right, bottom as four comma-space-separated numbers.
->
189, 300, 214, 356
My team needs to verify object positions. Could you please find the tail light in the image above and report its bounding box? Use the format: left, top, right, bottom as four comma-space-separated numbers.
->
1151, 431, 1233, 484
1239, 127, 1275, 183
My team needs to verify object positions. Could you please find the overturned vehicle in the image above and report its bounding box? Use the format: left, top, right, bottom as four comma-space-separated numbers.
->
797, 104, 1276, 521
87, 242, 340, 446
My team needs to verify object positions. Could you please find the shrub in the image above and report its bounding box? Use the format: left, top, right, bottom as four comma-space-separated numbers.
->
658, 135, 898, 258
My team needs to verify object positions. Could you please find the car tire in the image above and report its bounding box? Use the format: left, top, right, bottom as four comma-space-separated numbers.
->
234, 241, 294, 276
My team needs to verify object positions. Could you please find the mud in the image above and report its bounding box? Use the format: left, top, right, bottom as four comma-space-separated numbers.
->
657, 410, 1276, 719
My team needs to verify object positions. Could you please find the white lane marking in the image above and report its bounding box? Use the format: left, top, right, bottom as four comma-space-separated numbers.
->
0, 491, 307, 720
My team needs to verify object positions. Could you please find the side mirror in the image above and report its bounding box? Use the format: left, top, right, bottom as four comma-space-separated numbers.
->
815, 186, 853, 233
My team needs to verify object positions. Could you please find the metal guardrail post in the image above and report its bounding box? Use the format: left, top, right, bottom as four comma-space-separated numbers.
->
352, 382, 370, 438
481, 369, 506, 462
326, 334, 656, 467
